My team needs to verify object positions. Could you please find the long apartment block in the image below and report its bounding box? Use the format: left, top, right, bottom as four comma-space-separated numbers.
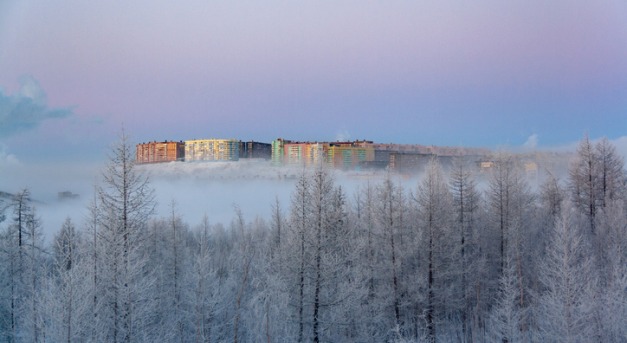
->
184, 139, 240, 162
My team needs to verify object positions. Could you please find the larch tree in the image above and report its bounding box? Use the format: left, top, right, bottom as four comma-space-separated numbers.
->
0, 189, 44, 343
486, 153, 534, 306
594, 137, 624, 209
488, 255, 525, 343
569, 134, 599, 234
353, 182, 387, 341
286, 169, 312, 342
375, 175, 404, 330
540, 173, 563, 228
46, 217, 91, 343
536, 204, 597, 342
96, 130, 156, 342
150, 201, 192, 342
231, 206, 255, 343
589, 192, 627, 341
190, 214, 216, 343
449, 157, 481, 342
415, 158, 453, 343
309, 166, 336, 343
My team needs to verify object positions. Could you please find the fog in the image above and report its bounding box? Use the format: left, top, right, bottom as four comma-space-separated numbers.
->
144, 160, 393, 228
2, 145, 590, 243
146, 160, 300, 227
1, 158, 396, 240
1, 160, 100, 240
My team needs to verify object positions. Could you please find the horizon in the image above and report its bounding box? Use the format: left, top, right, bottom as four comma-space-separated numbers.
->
1, 1, 627, 166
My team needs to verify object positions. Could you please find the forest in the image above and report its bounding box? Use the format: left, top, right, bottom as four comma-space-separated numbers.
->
0, 134, 625, 343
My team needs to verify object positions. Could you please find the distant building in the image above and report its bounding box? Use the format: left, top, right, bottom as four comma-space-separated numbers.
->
185, 139, 240, 161
272, 139, 321, 166
239, 141, 272, 159
136, 141, 185, 163
58, 191, 80, 201
271, 138, 375, 169
326, 141, 374, 170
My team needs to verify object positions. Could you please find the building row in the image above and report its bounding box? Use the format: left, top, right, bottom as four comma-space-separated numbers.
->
136, 139, 272, 164
271, 138, 375, 170
136, 138, 495, 173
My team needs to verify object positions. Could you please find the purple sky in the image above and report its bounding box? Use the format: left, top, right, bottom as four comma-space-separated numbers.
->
1, 1, 627, 163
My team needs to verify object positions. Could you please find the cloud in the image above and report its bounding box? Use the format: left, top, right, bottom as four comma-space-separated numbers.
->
0, 76, 73, 137
523, 133, 538, 150
0, 143, 20, 167
335, 130, 351, 142
610, 136, 627, 165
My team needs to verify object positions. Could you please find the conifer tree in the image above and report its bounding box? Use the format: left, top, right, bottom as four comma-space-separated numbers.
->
96, 130, 156, 342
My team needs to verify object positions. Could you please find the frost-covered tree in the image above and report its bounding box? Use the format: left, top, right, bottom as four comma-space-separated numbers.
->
590, 196, 627, 342
21, 210, 45, 343
231, 206, 256, 343
95, 131, 156, 342
0, 189, 45, 342
449, 157, 481, 341
487, 153, 526, 277
569, 134, 599, 234
149, 201, 192, 342
353, 182, 388, 341
285, 169, 312, 342
415, 158, 453, 343
536, 205, 597, 342
45, 217, 91, 343
245, 208, 291, 343
309, 167, 340, 342
189, 215, 215, 343
488, 256, 525, 343
376, 176, 404, 329
594, 137, 625, 209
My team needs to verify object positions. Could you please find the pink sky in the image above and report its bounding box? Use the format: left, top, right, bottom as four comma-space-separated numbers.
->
1, 1, 626, 162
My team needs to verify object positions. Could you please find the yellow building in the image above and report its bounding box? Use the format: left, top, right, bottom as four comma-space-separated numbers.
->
184, 139, 240, 161
272, 139, 374, 169
327, 142, 375, 170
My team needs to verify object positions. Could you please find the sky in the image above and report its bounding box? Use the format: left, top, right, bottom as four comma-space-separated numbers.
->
1, 1, 627, 234
1, 1, 627, 165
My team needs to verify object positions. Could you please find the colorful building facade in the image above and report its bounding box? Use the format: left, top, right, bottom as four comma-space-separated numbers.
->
271, 139, 375, 169
326, 141, 375, 170
136, 141, 185, 163
184, 139, 240, 162
239, 141, 272, 159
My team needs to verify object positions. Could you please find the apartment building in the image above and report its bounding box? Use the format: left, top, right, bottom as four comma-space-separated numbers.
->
184, 139, 240, 161
136, 141, 185, 163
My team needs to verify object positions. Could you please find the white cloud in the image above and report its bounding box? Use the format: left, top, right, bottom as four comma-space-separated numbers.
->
0, 75, 73, 137
0, 144, 20, 167
523, 133, 538, 150
610, 136, 627, 165
335, 130, 351, 142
